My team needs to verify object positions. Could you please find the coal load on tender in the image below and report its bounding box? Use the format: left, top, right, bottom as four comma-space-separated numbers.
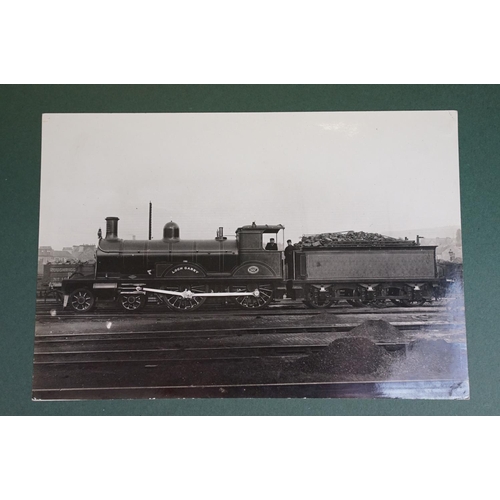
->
296, 231, 416, 248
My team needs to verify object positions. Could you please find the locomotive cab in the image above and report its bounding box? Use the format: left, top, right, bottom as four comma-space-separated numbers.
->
236, 223, 285, 250
234, 223, 285, 279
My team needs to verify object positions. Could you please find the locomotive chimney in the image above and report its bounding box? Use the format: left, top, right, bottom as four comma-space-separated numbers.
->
105, 217, 120, 240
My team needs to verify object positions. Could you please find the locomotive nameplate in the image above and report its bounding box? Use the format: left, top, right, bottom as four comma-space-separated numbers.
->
172, 266, 200, 274
247, 266, 260, 274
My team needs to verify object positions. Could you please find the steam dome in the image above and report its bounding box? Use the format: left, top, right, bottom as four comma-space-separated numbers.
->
163, 221, 180, 240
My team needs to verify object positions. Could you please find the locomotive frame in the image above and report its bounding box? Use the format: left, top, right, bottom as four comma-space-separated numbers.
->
61, 215, 448, 313
62, 218, 286, 312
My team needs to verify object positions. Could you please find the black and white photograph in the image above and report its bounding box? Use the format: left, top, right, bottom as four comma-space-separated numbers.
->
33, 111, 469, 400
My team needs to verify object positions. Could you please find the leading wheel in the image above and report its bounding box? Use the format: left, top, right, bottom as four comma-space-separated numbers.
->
69, 288, 95, 312
119, 293, 147, 312
162, 285, 207, 312
231, 284, 274, 309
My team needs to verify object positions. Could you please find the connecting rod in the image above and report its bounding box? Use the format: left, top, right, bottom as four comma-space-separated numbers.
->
136, 286, 260, 300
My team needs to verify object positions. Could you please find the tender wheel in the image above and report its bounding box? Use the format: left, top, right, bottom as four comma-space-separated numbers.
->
119, 293, 146, 312
162, 285, 207, 312
387, 287, 407, 307
69, 288, 95, 312
347, 299, 364, 307
346, 289, 366, 308
391, 299, 405, 306
231, 284, 274, 309
304, 285, 335, 309
372, 299, 389, 308
400, 299, 427, 307
343, 288, 368, 307
399, 286, 428, 307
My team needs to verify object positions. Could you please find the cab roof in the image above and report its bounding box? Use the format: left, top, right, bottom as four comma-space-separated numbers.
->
236, 223, 285, 234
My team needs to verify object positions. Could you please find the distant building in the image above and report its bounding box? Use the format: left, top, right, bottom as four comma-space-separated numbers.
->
53, 250, 74, 263
38, 246, 54, 274
39, 246, 53, 257
37, 245, 96, 274
436, 244, 463, 262
71, 244, 96, 262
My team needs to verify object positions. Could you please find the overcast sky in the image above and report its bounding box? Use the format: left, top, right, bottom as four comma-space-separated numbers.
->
39, 111, 461, 249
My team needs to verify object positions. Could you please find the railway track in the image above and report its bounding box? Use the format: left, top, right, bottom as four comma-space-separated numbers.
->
34, 324, 466, 367
35, 321, 463, 342
32, 300, 467, 401
35, 326, 462, 362
35, 300, 454, 320
32, 379, 469, 400
33, 337, 467, 364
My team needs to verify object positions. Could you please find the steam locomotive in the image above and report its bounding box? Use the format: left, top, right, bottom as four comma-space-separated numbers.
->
61, 216, 446, 312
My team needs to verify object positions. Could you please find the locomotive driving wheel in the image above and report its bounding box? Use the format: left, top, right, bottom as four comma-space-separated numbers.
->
230, 284, 274, 309
119, 293, 147, 312
69, 288, 95, 312
162, 284, 208, 312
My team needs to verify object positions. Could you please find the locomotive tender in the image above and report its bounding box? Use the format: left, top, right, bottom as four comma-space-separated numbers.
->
61, 216, 443, 312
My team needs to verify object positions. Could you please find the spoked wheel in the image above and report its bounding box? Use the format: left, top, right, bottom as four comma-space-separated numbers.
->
391, 299, 405, 306
119, 293, 147, 312
231, 284, 274, 309
387, 288, 407, 307
346, 289, 365, 308
304, 285, 336, 309
372, 299, 389, 308
347, 299, 365, 308
399, 299, 427, 307
369, 287, 393, 308
398, 286, 428, 307
69, 288, 95, 312
162, 285, 207, 312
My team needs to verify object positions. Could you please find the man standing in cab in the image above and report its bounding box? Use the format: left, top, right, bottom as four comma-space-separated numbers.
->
265, 238, 278, 250
284, 239, 294, 279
